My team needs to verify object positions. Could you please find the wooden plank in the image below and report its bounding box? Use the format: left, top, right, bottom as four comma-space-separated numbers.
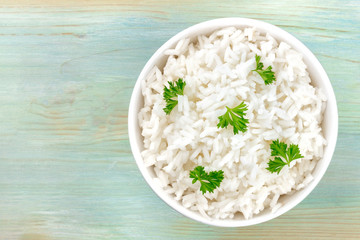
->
0, 0, 359, 239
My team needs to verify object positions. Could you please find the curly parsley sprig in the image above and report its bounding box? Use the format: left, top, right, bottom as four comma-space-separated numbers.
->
190, 166, 224, 194
163, 78, 186, 115
217, 102, 249, 135
266, 139, 304, 174
252, 55, 276, 85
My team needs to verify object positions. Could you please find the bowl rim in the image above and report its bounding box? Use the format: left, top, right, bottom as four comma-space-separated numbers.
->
128, 17, 338, 227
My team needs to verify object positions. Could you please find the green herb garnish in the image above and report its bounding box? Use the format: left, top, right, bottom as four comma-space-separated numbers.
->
252, 55, 276, 85
190, 166, 224, 194
163, 78, 186, 115
266, 139, 304, 174
217, 102, 249, 135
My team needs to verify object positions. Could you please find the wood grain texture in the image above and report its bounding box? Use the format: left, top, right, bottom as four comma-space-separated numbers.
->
0, 0, 359, 239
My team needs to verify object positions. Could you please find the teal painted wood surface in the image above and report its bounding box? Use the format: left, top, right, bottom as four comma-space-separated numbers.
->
0, 0, 359, 239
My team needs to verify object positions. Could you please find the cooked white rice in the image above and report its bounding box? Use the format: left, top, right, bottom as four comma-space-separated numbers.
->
138, 27, 327, 219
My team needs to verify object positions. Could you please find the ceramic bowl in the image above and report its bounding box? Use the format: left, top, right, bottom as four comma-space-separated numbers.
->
128, 18, 338, 227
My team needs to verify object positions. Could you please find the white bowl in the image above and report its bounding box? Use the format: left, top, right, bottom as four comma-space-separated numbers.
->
128, 18, 338, 227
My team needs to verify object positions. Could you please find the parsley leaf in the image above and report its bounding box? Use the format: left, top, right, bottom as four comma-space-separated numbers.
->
252, 55, 276, 85
217, 102, 249, 134
189, 166, 224, 194
163, 78, 186, 115
266, 139, 304, 174
267, 157, 287, 174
